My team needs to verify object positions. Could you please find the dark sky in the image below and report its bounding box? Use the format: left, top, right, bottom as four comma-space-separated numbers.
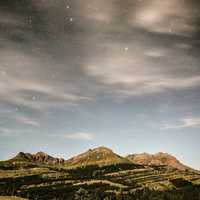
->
0, 0, 200, 169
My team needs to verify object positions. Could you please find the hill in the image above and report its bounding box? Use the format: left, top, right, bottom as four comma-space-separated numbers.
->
126, 152, 191, 171
65, 146, 131, 167
10, 151, 64, 164
0, 151, 64, 170
0, 147, 200, 199
1, 148, 197, 171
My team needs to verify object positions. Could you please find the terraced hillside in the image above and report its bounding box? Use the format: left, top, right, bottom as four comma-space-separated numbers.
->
0, 197, 27, 200
0, 148, 200, 200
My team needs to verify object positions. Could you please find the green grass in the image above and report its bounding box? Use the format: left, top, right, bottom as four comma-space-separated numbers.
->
0, 197, 27, 200
0, 161, 200, 199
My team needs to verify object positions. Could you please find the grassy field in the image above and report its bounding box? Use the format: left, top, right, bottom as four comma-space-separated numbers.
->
0, 160, 200, 200
0, 197, 27, 200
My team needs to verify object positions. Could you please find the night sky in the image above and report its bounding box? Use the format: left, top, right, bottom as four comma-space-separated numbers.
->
0, 0, 200, 169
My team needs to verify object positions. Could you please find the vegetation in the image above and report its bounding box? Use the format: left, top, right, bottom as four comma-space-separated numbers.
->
0, 197, 27, 200
0, 149, 200, 199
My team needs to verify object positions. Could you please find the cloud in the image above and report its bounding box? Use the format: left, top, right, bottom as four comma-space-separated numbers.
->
75, 0, 114, 24
0, 128, 27, 137
64, 132, 94, 141
84, 41, 200, 97
0, 12, 25, 27
0, 47, 93, 112
13, 115, 40, 127
130, 0, 196, 37
48, 132, 94, 141
0, 105, 40, 129
0, 0, 200, 138
1, 0, 199, 110
161, 117, 200, 130
0, 128, 14, 137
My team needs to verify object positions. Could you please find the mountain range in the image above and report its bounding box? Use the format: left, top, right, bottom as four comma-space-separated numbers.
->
8, 146, 194, 171
12, 151, 65, 164
1, 146, 200, 199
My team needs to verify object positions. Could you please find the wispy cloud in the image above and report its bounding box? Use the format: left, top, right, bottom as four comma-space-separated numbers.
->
0, 48, 93, 112
161, 117, 200, 130
0, 128, 14, 137
48, 132, 95, 141
64, 132, 94, 141
130, 0, 196, 37
13, 115, 40, 127
1, 0, 199, 109
0, 128, 27, 137
85, 43, 200, 97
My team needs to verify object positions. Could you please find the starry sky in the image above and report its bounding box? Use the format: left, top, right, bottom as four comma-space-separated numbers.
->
0, 0, 200, 169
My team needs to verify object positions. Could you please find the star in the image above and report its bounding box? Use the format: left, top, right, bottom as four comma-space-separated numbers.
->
1, 71, 7, 76
69, 18, 74, 22
32, 96, 37, 101
124, 47, 129, 51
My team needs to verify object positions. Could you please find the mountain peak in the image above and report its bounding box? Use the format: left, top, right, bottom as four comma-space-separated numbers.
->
126, 152, 189, 171
90, 146, 113, 153
35, 151, 49, 157
33, 151, 53, 162
36, 151, 47, 154
13, 152, 33, 161
155, 152, 170, 156
17, 152, 27, 157
12, 151, 64, 164
65, 146, 130, 167
10, 148, 194, 171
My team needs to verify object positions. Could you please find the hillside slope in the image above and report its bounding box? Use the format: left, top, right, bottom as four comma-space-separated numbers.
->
65, 146, 131, 167
1, 147, 197, 171
0, 147, 200, 199
9, 151, 64, 164
126, 152, 190, 171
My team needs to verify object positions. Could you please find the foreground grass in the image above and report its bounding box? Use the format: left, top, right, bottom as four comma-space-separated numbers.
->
0, 197, 27, 200
0, 162, 200, 200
